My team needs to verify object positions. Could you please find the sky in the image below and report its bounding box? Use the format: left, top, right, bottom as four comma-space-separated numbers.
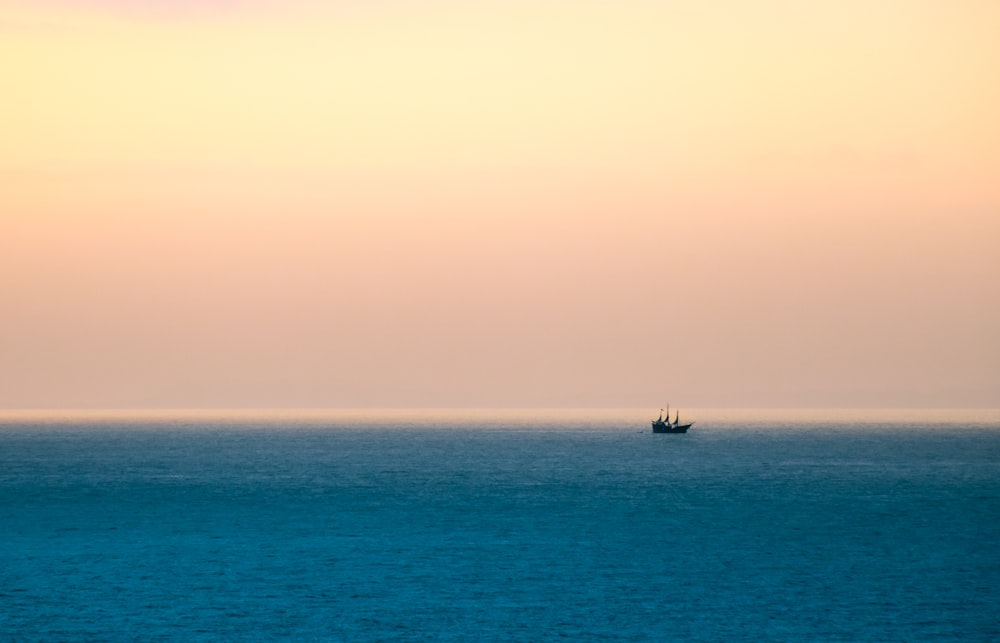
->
1, 0, 998, 408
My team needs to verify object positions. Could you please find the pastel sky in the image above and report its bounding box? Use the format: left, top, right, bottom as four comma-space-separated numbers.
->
1, 0, 997, 408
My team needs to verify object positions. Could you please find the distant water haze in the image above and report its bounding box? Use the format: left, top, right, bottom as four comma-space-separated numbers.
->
1, 0, 997, 409
3, 408, 998, 431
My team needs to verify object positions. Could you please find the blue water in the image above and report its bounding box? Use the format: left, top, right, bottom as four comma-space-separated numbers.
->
2, 409, 998, 641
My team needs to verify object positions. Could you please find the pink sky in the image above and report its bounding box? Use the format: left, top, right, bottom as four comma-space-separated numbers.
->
1, 0, 998, 408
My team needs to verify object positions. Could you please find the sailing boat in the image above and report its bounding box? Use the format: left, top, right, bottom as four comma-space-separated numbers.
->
651, 405, 694, 433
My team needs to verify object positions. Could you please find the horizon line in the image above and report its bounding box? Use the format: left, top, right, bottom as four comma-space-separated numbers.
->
2, 406, 998, 413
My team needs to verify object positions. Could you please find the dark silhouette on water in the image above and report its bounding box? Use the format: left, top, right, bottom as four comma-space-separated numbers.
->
652, 405, 693, 433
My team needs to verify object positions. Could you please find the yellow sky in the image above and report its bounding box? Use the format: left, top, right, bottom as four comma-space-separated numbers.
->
1, 0, 998, 407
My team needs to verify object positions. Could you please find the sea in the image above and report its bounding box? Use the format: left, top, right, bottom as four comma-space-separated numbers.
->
1, 408, 998, 641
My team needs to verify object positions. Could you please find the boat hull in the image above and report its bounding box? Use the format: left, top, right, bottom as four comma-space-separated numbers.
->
652, 422, 693, 433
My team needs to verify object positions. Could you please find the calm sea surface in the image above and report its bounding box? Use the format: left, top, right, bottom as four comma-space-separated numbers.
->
2, 409, 998, 641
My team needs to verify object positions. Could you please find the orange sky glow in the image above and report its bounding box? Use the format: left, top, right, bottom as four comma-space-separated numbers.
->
1, 0, 997, 408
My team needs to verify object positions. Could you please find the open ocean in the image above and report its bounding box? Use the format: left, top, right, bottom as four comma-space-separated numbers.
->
1, 409, 998, 641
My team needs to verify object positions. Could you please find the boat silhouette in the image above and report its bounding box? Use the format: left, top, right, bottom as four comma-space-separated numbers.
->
651, 405, 693, 433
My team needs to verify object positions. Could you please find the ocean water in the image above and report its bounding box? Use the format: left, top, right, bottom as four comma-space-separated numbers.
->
1, 409, 998, 641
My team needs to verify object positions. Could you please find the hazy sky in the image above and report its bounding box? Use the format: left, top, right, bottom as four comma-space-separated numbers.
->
1, 0, 997, 408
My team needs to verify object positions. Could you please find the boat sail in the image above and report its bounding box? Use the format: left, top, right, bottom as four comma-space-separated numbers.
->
651, 405, 694, 433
